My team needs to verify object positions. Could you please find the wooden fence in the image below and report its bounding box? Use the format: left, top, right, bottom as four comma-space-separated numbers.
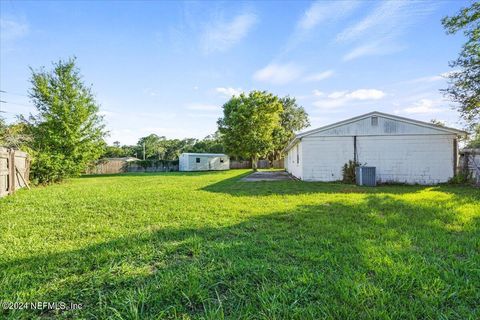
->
459, 148, 480, 186
86, 158, 179, 174
230, 159, 284, 169
0, 147, 30, 198
86, 157, 284, 175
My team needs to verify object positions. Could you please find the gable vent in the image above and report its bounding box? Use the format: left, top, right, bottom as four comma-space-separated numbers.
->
371, 116, 378, 126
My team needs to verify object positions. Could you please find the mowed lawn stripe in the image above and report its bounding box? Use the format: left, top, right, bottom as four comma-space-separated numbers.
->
0, 170, 479, 319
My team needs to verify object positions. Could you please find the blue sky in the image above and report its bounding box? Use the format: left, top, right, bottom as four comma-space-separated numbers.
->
0, 0, 470, 144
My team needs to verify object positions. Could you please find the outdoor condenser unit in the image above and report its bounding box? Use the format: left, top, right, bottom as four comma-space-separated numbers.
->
356, 166, 376, 187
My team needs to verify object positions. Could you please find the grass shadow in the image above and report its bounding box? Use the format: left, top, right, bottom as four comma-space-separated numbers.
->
1, 194, 478, 319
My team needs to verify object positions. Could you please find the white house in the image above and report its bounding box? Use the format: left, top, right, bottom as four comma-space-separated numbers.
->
285, 111, 467, 184
179, 153, 229, 171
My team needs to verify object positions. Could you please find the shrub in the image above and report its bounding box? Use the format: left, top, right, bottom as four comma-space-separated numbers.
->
448, 172, 472, 184
342, 160, 361, 184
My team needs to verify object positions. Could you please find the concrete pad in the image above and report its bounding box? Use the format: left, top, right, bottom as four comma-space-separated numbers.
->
241, 171, 293, 182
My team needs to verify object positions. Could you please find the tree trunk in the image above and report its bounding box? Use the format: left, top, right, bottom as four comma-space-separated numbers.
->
251, 156, 258, 171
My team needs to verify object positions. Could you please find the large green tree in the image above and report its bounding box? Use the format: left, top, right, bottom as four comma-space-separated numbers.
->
23, 58, 107, 183
132, 135, 197, 160
136, 134, 167, 160
442, 2, 480, 127
271, 96, 309, 160
218, 91, 283, 170
187, 132, 225, 154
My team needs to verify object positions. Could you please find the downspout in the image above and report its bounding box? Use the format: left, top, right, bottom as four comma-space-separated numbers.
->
453, 137, 458, 176
353, 136, 357, 163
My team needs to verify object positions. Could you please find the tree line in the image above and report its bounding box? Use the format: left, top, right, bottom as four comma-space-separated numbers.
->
103, 132, 224, 160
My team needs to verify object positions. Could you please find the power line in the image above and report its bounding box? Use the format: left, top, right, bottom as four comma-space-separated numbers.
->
0, 100, 33, 108
0, 90, 29, 98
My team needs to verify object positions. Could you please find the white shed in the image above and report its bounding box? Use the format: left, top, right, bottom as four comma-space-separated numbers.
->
179, 153, 229, 171
285, 111, 466, 185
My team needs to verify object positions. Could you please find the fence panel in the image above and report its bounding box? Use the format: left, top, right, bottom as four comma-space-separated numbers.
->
272, 159, 284, 169
87, 158, 285, 174
86, 160, 128, 174
460, 149, 480, 186
230, 160, 251, 169
0, 148, 9, 197
0, 147, 30, 198
86, 159, 179, 174
230, 159, 285, 169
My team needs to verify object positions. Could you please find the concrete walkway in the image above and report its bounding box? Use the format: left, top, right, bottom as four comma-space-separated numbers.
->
241, 171, 293, 182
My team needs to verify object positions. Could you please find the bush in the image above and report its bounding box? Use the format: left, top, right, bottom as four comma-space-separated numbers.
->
342, 160, 361, 184
448, 172, 472, 184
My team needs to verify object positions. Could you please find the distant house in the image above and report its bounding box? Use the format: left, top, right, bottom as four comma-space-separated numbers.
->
285, 111, 466, 185
179, 153, 229, 171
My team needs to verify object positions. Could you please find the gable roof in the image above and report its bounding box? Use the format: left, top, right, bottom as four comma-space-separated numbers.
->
285, 111, 467, 152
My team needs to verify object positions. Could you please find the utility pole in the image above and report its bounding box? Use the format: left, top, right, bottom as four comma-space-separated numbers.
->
143, 142, 146, 160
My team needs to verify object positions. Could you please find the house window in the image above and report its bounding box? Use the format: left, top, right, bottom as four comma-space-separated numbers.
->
371, 116, 378, 126
196, 157, 200, 163
220, 158, 224, 163
296, 145, 299, 164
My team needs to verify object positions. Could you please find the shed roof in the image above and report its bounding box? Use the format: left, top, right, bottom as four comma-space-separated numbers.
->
103, 157, 140, 162
285, 111, 468, 152
181, 153, 228, 157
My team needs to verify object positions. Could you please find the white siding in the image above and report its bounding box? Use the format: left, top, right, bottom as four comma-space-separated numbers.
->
357, 135, 455, 184
308, 115, 453, 137
179, 154, 188, 171
302, 136, 354, 181
286, 113, 462, 185
179, 154, 229, 171
286, 141, 303, 179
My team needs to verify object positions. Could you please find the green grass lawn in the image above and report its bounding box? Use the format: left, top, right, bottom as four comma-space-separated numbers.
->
1, 170, 479, 319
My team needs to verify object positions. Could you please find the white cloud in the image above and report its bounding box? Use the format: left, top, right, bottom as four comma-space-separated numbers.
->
298, 1, 360, 31
215, 87, 242, 97
201, 13, 257, 54
337, 1, 433, 42
304, 70, 334, 82
400, 99, 443, 114
0, 17, 29, 41
407, 71, 456, 84
253, 63, 302, 85
407, 75, 443, 84
338, 1, 435, 60
312, 89, 324, 97
346, 89, 386, 100
186, 103, 219, 111
280, 1, 359, 54
142, 88, 160, 97
314, 89, 386, 109
327, 91, 349, 99
343, 41, 404, 61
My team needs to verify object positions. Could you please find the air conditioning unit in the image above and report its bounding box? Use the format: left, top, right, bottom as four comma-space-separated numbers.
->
356, 166, 376, 186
